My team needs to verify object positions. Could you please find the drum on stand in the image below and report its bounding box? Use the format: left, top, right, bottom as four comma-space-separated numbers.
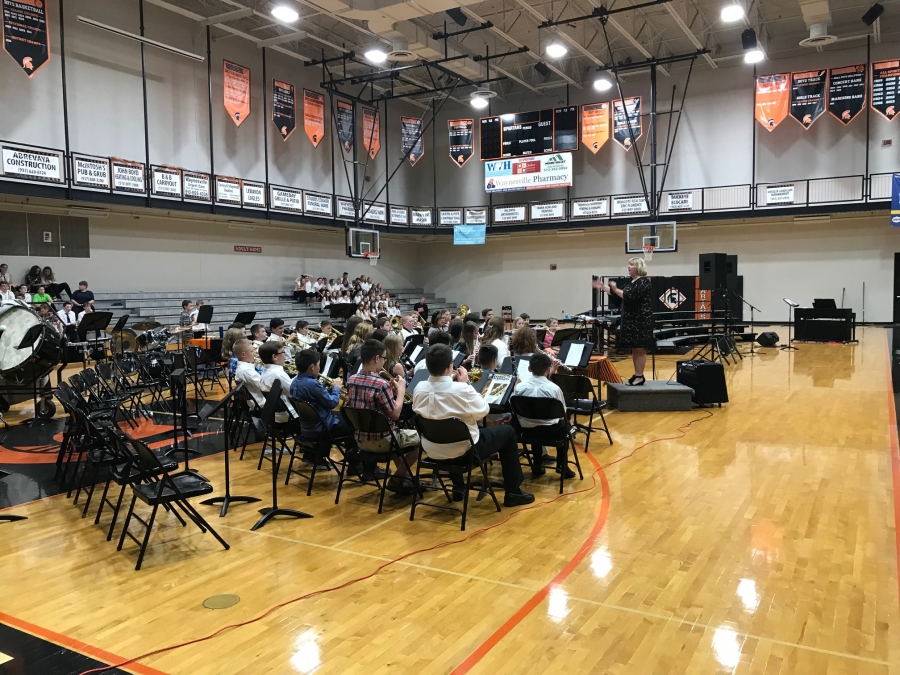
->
0, 305, 62, 419
108, 327, 139, 353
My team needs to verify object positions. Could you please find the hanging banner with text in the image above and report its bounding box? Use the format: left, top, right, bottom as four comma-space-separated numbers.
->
582, 102, 610, 154
755, 73, 789, 131
484, 153, 572, 193
272, 80, 295, 141
828, 65, 866, 125
448, 119, 474, 167
454, 225, 486, 245
872, 60, 900, 122
223, 60, 250, 126
336, 98, 354, 154
612, 97, 641, 151
790, 70, 826, 129
362, 107, 380, 159
3, 0, 50, 76
303, 89, 325, 147
891, 174, 900, 226
401, 117, 424, 166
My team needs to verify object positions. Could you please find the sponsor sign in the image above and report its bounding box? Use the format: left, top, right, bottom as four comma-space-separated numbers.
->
410, 207, 432, 226
151, 166, 182, 199
765, 184, 795, 205
111, 159, 146, 194
492, 205, 527, 224
362, 202, 386, 223
666, 191, 695, 212
390, 206, 408, 225
1, 144, 63, 183
270, 185, 303, 213
72, 154, 110, 190
612, 195, 649, 216
465, 207, 487, 225
182, 171, 211, 202
303, 191, 332, 217
484, 153, 572, 193
530, 200, 566, 222
242, 181, 266, 209
215, 176, 242, 205
336, 197, 355, 220
570, 197, 609, 219
439, 208, 462, 226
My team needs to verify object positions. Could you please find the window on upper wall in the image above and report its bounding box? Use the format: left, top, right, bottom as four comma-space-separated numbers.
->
0, 211, 90, 258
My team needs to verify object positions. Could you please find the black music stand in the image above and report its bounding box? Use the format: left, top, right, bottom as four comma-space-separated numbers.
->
781, 299, 800, 351
111, 314, 130, 358
166, 368, 204, 477
551, 327, 585, 348
558, 340, 594, 369
329, 303, 358, 332
196, 305, 214, 339
0, 469, 27, 523
234, 311, 256, 327
16, 324, 53, 428
198, 386, 261, 517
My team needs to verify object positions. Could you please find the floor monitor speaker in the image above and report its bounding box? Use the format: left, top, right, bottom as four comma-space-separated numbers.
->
757, 331, 779, 347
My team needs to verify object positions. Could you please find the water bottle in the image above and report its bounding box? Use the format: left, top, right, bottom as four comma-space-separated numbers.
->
563, 309, 569, 321
219, 325, 224, 338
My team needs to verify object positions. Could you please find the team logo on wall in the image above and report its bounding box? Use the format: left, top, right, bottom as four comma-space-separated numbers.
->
612, 97, 641, 151
401, 117, 424, 165
362, 107, 380, 159
336, 98, 354, 153
272, 79, 295, 140
3, 0, 50, 76
582, 102, 610, 154
303, 89, 325, 147
828, 65, 866, 124
790, 70, 826, 128
448, 119, 474, 167
660, 288, 686, 311
872, 60, 900, 122
223, 60, 250, 126
754, 74, 789, 131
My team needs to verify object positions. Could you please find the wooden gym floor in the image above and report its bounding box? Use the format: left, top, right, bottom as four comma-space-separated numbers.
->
1, 325, 898, 675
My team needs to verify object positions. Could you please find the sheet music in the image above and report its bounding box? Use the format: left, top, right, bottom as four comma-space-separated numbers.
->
482, 374, 513, 405
411, 345, 424, 362
564, 343, 585, 367
516, 358, 532, 379
323, 354, 334, 377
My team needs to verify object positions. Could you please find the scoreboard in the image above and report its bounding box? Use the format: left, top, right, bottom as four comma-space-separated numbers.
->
480, 106, 578, 160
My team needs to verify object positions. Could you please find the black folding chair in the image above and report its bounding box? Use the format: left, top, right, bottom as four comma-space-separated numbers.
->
285, 401, 346, 496
412, 416, 501, 531
509, 396, 583, 494
340, 408, 413, 514
117, 438, 228, 570
551, 373, 613, 452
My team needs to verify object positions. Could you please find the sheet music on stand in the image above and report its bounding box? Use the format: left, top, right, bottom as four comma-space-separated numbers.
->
481, 373, 515, 406
563, 343, 585, 368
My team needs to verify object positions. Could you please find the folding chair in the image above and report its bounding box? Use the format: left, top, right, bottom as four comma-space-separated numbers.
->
412, 416, 501, 531
285, 401, 346, 496
551, 372, 613, 452
509, 396, 583, 494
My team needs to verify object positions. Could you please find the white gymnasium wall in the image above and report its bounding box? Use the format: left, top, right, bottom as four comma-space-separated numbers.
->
0, 212, 419, 292
415, 214, 899, 322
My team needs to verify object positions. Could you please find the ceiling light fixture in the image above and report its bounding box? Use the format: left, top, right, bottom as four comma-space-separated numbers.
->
270, 5, 299, 22
470, 96, 489, 109
546, 42, 567, 58
720, 4, 744, 22
593, 75, 613, 91
741, 28, 765, 63
365, 47, 387, 64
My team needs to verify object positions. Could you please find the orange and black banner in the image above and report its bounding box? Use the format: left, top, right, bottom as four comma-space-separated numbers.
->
872, 60, 900, 122
272, 79, 295, 141
582, 102, 610, 154
448, 119, 473, 167
755, 73, 789, 131
790, 70, 826, 129
303, 89, 325, 147
336, 98, 354, 154
401, 116, 424, 165
362, 107, 380, 159
828, 64, 866, 125
3, 0, 50, 77
223, 60, 250, 126
612, 97, 641, 151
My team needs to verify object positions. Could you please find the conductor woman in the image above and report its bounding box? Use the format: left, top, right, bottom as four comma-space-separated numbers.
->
598, 258, 655, 385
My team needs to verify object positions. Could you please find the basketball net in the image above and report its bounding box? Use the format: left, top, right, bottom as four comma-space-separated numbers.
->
642, 245, 654, 261
363, 251, 380, 267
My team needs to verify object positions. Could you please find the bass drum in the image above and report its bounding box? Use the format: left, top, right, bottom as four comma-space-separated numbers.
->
0, 305, 63, 384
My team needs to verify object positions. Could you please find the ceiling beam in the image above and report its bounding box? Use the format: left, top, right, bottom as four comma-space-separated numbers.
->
508, 0, 606, 67
663, 3, 718, 68
257, 31, 308, 47
197, 8, 253, 26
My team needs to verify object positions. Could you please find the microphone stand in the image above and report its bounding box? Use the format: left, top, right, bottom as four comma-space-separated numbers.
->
726, 289, 761, 356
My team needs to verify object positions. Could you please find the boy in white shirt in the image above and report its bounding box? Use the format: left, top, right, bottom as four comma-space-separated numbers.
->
233, 339, 266, 409
258, 341, 300, 427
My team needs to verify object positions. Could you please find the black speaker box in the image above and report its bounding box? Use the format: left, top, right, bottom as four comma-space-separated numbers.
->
757, 331, 779, 347
677, 360, 729, 406
699, 253, 727, 290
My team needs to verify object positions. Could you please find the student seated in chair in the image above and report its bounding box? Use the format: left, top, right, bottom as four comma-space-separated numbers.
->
412, 344, 534, 507
233, 339, 265, 410
477, 344, 511, 427
414, 329, 451, 374
347, 339, 420, 495
258, 341, 300, 429
290, 348, 355, 444
512, 352, 575, 479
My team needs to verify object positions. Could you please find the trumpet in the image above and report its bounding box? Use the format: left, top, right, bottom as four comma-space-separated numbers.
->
468, 366, 482, 384
379, 368, 412, 404
460, 304, 469, 316
319, 375, 349, 406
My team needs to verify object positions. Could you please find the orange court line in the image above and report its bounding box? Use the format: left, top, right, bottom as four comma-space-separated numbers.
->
0, 612, 168, 675
450, 451, 611, 674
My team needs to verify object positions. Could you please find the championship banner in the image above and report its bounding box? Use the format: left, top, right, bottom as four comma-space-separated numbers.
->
582, 102, 610, 154
362, 107, 380, 159
828, 65, 866, 125
336, 98, 354, 154
401, 116, 424, 165
872, 60, 900, 122
448, 119, 474, 167
612, 97, 641, 151
272, 79, 295, 141
303, 89, 325, 147
223, 60, 250, 126
3, 0, 50, 76
790, 70, 826, 129
891, 174, 900, 227
755, 74, 790, 131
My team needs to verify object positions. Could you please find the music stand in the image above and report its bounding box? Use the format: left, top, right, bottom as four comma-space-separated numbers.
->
0, 469, 27, 522
111, 314, 130, 358
407, 367, 431, 395
558, 340, 594, 369
198, 385, 261, 517
16, 324, 53, 427
196, 304, 214, 339
166, 368, 204, 476
781, 299, 800, 351
551, 327, 585, 348
234, 311, 256, 327
329, 303, 358, 331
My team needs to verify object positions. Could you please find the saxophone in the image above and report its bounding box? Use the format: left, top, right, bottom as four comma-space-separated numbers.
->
380, 369, 413, 404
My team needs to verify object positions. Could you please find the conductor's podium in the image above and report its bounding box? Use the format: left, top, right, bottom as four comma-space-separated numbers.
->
607, 380, 694, 412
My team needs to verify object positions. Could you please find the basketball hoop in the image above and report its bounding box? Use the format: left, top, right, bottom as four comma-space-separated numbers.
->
642, 245, 655, 261
363, 251, 380, 266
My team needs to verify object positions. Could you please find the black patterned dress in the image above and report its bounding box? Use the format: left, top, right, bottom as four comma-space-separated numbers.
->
619, 276, 655, 350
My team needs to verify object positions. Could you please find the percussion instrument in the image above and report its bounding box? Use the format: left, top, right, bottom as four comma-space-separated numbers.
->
137, 327, 171, 351
109, 328, 139, 353
0, 305, 63, 384
132, 320, 162, 331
